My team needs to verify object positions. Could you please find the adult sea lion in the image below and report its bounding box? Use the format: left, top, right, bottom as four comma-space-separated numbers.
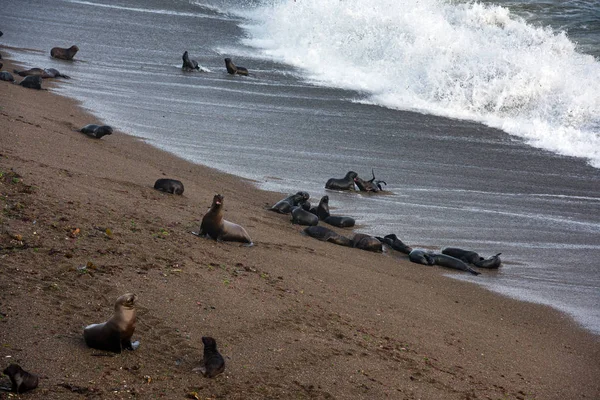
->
13, 67, 70, 79
195, 194, 252, 245
303, 226, 352, 247
270, 191, 310, 214
197, 337, 225, 378
291, 206, 319, 226
224, 58, 249, 76
50, 45, 79, 60
376, 234, 413, 254
325, 171, 357, 191
351, 233, 383, 252
77, 124, 113, 139
182, 51, 200, 71
408, 249, 435, 265
154, 178, 184, 195
441, 247, 502, 269
19, 75, 42, 90
83, 293, 139, 353
430, 253, 480, 275
0, 71, 14, 82
314, 195, 355, 228
2, 364, 39, 394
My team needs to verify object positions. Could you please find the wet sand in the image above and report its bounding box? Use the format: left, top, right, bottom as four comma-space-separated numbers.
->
0, 55, 599, 399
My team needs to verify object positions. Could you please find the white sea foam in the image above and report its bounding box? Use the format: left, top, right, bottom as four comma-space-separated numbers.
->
237, 0, 600, 168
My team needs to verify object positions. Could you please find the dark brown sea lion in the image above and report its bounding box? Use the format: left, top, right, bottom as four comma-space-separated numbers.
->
0, 71, 14, 82
19, 75, 42, 90
291, 206, 319, 226
154, 178, 184, 195
441, 247, 502, 269
354, 169, 387, 192
224, 58, 249, 76
13, 67, 70, 79
325, 171, 357, 191
303, 225, 352, 247
314, 195, 355, 228
351, 233, 383, 252
2, 364, 39, 394
77, 124, 113, 139
430, 253, 480, 275
376, 234, 413, 254
182, 51, 200, 71
270, 191, 310, 214
408, 249, 435, 265
83, 293, 139, 353
194, 194, 253, 245
50, 45, 79, 60
197, 337, 225, 378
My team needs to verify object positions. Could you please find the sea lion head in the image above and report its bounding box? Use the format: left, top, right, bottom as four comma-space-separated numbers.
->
69, 45, 79, 53
346, 171, 358, 180
115, 293, 136, 310
202, 336, 217, 349
384, 234, 398, 241
320, 195, 329, 204
212, 194, 224, 208
3, 363, 22, 377
296, 191, 310, 201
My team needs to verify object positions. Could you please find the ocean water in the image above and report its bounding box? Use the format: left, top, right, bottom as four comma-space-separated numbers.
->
2, 0, 599, 335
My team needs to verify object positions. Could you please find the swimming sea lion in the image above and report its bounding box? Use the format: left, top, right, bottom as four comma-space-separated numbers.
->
441, 247, 502, 269
13, 67, 70, 79
0, 71, 14, 82
314, 195, 355, 228
197, 337, 225, 378
77, 124, 113, 139
408, 249, 435, 265
376, 234, 413, 254
182, 51, 200, 71
50, 45, 79, 60
154, 178, 184, 195
270, 191, 310, 214
351, 233, 383, 252
303, 225, 352, 247
195, 194, 252, 244
224, 58, 249, 76
83, 293, 139, 353
2, 364, 39, 394
291, 206, 319, 226
325, 171, 357, 191
430, 253, 480, 275
19, 75, 42, 90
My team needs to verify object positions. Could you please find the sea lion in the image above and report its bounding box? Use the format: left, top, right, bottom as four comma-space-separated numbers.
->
182, 51, 200, 71
195, 194, 252, 244
314, 195, 355, 228
408, 249, 435, 265
154, 178, 184, 195
354, 170, 387, 192
50, 45, 79, 60
291, 206, 319, 226
197, 337, 225, 378
270, 191, 310, 214
442, 247, 502, 269
351, 233, 383, 252
2, 364, 39, 394
13, 67, 70, 79
77, 124, 113, 139
0, 62, 3, 70
430, 253, 480, 275
224, 58, 249, 76
303, 225, 352, 247
376, 234, 413, 254
0, 71, 14, 82
19, 75, 42, 90
325, 171, 357, 191
83, 293, 139, 353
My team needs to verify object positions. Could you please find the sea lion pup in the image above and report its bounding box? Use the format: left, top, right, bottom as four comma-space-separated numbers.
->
408, 249, 435, 265
351, 233, 383, 252
2, 364, 39, 394
13, 67, 70, 79
182, 51, 200, 71
196, 337, 225, 378
19, 75, 42, 90
303, 226, 352, 247
270, 191, 310, 214
195, 194, 253, 245
0, 71, 15, 82
442, 247, 502, 269
376, 234, 413, 254
430, 253, 480, 275
290, 206, 319, 226
83, 293, 139, 353
224, 57, 249, 76
314, 195, 355, 228
77, 124, 113, 139
50, 45, 79, 60
325, 171, 358, 191
154, 178, 184, 195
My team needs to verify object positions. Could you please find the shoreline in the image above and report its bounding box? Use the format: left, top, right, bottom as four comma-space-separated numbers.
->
1, 54, 599, 399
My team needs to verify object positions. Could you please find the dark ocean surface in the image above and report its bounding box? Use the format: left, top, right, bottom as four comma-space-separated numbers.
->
2, 0, 599, 334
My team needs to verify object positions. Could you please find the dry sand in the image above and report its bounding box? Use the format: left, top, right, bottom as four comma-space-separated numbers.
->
0, 54, 599, 399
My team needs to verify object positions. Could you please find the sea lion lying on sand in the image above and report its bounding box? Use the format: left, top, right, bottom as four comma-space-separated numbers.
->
376, 234, 413, 254
14, 67, 70, 79
154, 178, 184, 195
77, 124, 113, 139
270, 191, 310, 214
442, 247, 502, 269
0, 71, 15, 82
303, 226, 352, 247
2, 364, 39, 394
19, 75, 43, 90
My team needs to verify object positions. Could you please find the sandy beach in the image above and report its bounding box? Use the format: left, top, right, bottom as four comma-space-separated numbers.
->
1, 53, 599, 400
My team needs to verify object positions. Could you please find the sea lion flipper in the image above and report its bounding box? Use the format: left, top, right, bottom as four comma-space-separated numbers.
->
122, 339, 139, 351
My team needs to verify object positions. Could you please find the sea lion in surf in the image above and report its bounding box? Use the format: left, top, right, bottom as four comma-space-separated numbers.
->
441, 247, 502, 269
325, 171, 358, 191
376, 234, 413, 254
195, 337, 225, 378
313, 195, 355, 228
224, 58, 249, 76
351, 233, 383, 252
408, 249, 435, 265
182, 51, 200, 71
50, 45, 79, 60
194, 194, 252, 245
19, 75, 43, 90
303, 225, 352, 247
13, 67, 70, 79
354, 170, 387, 192
270, 191, 310, 214
291, 206, 319, 226
430, 253, 480, 275
77, 124, 113, 139
154, 178, 184, 195
83, 293, 139, 353
2, 364, 39, 394
0, 71, 15, 82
